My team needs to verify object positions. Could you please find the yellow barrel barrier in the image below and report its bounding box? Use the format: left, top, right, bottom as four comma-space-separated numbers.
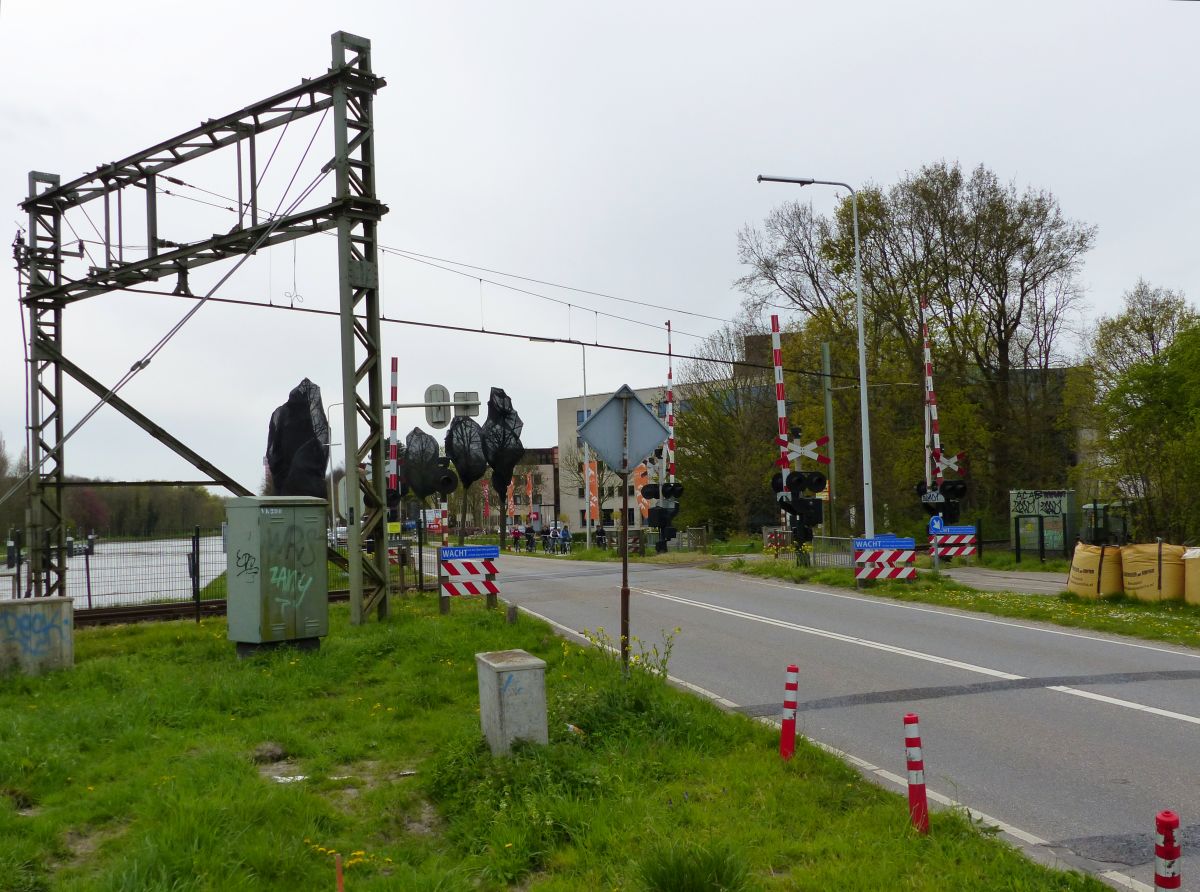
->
1067, 544, 1123, 598
1184, 548, 1200, 605
1120, 543, 1186, 601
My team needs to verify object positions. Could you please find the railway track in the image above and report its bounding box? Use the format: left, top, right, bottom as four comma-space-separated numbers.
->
74, 590, 352, 627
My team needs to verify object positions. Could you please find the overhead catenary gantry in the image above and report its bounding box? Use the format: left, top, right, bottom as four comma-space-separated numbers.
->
14, 31, 391, 623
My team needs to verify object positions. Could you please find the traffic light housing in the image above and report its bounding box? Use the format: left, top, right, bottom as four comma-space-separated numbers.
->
386, 487, 401, 523
918, 480, 966, 521
641, 483, 661, 500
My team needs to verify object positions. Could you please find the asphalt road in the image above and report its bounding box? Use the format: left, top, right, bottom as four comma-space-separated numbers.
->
499, 554, 1198, 891
942, 565, 1070, 595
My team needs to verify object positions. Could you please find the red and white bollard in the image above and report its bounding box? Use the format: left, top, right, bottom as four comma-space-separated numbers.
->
780, 664, 799, 760
1155, 809, 1181, 890
904, 713, 930, 834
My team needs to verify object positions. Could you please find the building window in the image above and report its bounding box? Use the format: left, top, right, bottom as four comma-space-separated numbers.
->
658, 402, 668, 418
627, 508, 635, 525
580, 510, 587, 527
577, 487, 584, 499
576, 408, 593, 426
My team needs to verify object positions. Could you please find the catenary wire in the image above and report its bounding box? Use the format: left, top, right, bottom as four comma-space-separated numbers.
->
97, 285, 858, 381
0, 162, 334, 511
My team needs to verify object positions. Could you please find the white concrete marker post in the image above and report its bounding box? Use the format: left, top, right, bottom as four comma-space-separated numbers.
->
476, 649, 548, 755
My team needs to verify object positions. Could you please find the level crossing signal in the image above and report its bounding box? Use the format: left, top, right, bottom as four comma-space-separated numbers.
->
641, 481, 684, 552
771, 470, 826, 542
916, 479, 966, 523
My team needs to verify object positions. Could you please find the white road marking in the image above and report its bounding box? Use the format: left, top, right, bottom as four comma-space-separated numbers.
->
728, 575, 1200, 661
635, 587, 1200, 727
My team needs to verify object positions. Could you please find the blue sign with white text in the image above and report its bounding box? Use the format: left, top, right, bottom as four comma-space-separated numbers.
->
928, 516, 976, 536
853, 537, 916, 550
439, 545, 500, 561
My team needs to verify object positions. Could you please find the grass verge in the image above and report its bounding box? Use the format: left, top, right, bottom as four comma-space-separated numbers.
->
2, 598, 1103, 890
716, 557, 1200, 649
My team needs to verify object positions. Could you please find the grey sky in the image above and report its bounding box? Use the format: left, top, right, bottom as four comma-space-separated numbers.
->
2, 1, 1196, 495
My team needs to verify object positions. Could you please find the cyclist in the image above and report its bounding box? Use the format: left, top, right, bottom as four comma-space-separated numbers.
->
558, 523, 571, 554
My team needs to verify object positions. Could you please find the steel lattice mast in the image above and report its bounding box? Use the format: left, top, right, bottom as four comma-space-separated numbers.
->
15, 32, 389, 620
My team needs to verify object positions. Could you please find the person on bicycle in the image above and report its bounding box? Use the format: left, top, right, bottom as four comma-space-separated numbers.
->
558, 523, 571, 554
541, 525, 552, 553
524, 523, 535, 553
510, 525, 521, 551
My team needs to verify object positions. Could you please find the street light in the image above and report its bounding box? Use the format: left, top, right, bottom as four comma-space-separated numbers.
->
325, 401, 344, 529
757, 174, 876, 536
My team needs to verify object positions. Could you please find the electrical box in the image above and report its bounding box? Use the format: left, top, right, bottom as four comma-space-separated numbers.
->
225, 496, 329, 655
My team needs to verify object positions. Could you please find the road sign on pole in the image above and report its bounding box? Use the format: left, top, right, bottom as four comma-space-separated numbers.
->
424, 384, 451, 428
578, 385, 669, 673
452, 391, 480, 417
577, 385, 669, 474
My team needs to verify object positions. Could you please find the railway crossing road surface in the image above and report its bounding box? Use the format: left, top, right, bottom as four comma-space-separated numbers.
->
498, 554, 1199, 891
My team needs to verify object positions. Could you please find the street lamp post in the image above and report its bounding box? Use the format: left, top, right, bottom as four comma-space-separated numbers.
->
325, 401, 344, 529
756, 175, 875, 536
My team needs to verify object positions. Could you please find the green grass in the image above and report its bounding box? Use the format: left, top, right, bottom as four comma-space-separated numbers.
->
1, 598, 1104, 890
975, 551, 1074, 574
717, 558, 1200, 649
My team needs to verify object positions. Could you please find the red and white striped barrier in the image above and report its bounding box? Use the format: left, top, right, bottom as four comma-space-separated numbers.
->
929, 533, 977, 558
1155, 809, 1181, 891
780, 664, 798, 760
439, 558, 500, 599
666, 320, 676, 483
388, 357, 399, 493
855, 549, 916, 565
854, 549, 916, 580
904, 713, 930, 834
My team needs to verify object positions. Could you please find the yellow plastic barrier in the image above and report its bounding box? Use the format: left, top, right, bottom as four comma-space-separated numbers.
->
1120, 543, 1185, 601
1067, 544, 1123, 597
1185, 548, 1200, 605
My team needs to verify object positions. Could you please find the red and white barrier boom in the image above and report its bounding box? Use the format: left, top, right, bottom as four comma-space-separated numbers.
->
920, 298, 967, 483
853, 536, 917, 580
438, 545, 501, 611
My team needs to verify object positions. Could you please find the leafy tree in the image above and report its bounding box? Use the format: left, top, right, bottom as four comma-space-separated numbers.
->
674, 322, 779, 535
1085, 285, 1200, 541
738, 161, 1095, 524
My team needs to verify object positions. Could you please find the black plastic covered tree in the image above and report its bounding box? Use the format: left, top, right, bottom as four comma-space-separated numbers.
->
266, 378, 329, 498
445, 417, 488, 544
480, 388, 525, 547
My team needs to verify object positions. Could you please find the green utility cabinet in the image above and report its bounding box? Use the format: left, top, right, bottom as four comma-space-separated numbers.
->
225, 496, 329, 655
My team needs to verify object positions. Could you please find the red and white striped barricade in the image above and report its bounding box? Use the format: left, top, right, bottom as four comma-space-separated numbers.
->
438, 545, 501, 613
927, 520, 977, 558
853, 536, 917, 582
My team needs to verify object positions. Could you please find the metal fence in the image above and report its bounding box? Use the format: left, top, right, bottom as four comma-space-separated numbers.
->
5, 528, 225, 609
811, 536, 856, 569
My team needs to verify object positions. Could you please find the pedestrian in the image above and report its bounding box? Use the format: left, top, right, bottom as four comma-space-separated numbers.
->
559, 523, 571, 554
510, 525, 521, 551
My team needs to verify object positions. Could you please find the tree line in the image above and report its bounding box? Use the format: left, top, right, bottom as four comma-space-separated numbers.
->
0, 439, 226, 538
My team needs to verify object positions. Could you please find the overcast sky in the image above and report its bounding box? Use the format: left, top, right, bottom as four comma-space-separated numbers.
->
2, 0, 1197, 496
